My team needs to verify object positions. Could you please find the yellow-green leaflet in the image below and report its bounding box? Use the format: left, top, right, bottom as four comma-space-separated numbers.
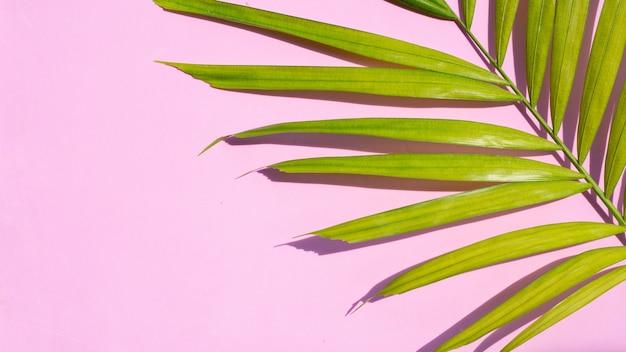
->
503, 264, 626, 351
203, 118, 559, 153
388, 0, 456, 20
269, 154, 582, 182
604, 81, 626, 198
495, 0, 520, 66
377, 222, 625, 297
462, 0, 477, 28
577, 0, 626, 162
550, 0, 589, 133
160, 63, 520, 102
436, 247, 626, 352
309, 181, 590, 243
526, 0, 555, 106
152, 0, 505, 84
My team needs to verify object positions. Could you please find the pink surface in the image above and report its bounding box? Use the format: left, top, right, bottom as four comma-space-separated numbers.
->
2, 1, 625, 351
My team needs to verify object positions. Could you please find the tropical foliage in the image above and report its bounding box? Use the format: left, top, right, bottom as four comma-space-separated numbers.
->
154, 0, 626, 350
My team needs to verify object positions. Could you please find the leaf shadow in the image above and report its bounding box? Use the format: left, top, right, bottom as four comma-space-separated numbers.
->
487, 1, 497, 61
458, 26, 493, 70
282, 199, 565, 258
414, 256, 570, 352
278, 232, 419, 257
259, 168, 499, 192
473, 267, 617, 352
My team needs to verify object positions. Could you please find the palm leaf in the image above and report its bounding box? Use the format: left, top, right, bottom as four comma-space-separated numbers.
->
309, 181, 589, 243
204, 118, 560, 153
461, 0, 476, 28
494, 0, 520, 66
268, 154, 582, 182
526, 0, 555, 106
550, 0, 589, 132
158, 62, 520, 101
376, 222, 625, 297
577, 0, 626, 162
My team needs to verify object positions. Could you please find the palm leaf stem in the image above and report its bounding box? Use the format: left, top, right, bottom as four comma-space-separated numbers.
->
454, 17, 626, 227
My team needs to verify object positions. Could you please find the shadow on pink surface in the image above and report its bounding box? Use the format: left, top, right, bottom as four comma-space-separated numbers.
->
413, 257, 571, 351
280, 200, 566, 255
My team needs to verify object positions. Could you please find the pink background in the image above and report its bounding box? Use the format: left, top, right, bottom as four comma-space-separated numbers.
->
2, 1, 625, 351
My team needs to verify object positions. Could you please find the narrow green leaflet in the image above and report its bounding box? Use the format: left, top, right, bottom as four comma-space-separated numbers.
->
577, 0, 626, 162
203, 118, 560, 153
160, 63, 520, 102
604, 81, 626, 197
526, 0, 555, 106
153, 0, 505, 84
437, 247, 626, 352
269, 154, 582, 182
503, 264, 626, 351
389, 0, 456, 20
495, 0, 520, 66
550, 0, 589, 132
462, 0, 477, 28
377, 222, 625, 297
309, 181, 590, 243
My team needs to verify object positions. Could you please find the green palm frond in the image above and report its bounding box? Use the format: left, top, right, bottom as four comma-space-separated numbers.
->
154, 0, 626, 350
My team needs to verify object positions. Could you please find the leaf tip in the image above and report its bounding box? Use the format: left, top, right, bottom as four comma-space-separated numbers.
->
154, 60, 187, 72
348, 298, 371, 315
237, 167, 265, 179
292, 233, 311, 240
199, 136, 229, 156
